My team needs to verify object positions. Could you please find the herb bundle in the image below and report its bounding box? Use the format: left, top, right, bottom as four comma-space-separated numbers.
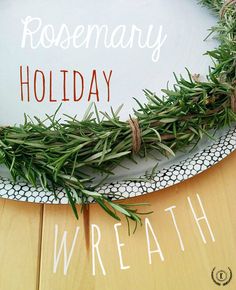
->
0, 0, 235, 228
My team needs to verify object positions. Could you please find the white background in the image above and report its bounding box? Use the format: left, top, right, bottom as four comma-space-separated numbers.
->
0, 0, 217, 125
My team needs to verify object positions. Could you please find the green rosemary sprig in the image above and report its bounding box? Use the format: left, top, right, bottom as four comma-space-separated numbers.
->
0, 0, 235, 227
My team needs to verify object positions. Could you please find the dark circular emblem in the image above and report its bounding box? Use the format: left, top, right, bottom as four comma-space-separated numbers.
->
211, 267, 232, 286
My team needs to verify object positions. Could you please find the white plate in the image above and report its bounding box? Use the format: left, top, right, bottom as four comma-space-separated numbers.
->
1, 0, 231, 204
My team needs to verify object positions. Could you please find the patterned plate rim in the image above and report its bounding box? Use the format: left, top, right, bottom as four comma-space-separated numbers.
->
0, 126, 235, 204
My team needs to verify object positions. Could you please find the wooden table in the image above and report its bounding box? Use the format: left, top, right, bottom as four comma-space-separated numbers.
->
0, 150, 235, 290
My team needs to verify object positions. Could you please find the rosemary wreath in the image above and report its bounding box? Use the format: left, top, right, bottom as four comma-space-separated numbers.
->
0, 0, 235, 229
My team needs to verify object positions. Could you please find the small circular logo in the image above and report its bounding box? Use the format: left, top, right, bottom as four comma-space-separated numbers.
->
211, 267, 232, 286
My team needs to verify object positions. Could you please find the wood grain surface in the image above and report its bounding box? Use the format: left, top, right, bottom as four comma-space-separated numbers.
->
0, 150, 235, 290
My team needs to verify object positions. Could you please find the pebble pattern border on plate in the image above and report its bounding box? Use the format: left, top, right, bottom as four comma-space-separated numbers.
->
0, 127, 235, 204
